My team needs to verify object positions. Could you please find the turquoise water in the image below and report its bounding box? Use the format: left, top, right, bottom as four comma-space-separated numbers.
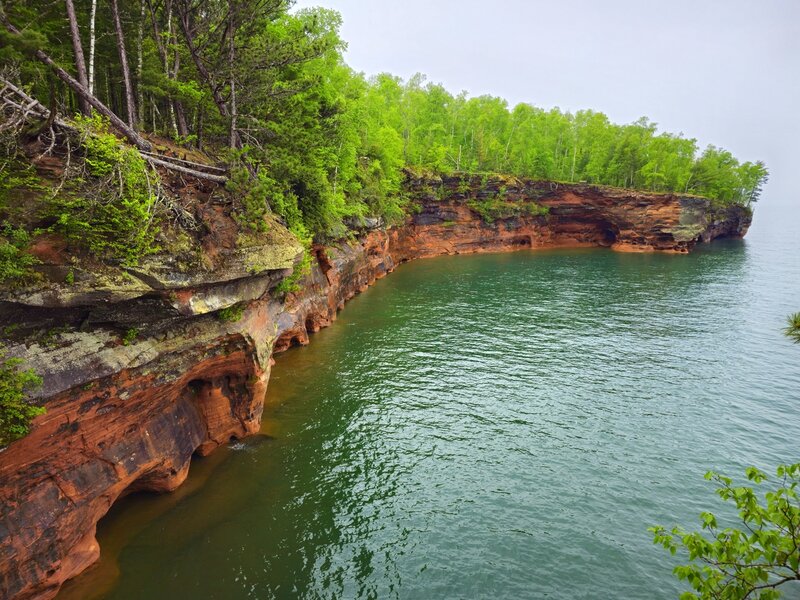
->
60, 205, 800, 599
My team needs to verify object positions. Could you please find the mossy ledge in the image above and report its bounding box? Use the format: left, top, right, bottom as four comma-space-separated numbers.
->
0, 172, 750, 600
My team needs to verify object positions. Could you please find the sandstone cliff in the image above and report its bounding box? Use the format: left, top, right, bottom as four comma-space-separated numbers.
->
0, 173, 751, 600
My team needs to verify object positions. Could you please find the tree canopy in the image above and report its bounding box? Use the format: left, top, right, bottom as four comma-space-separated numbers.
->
0, 0, 768, 244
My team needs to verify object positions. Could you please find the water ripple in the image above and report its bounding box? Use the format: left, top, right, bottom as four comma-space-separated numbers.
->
64, 205, 800, 600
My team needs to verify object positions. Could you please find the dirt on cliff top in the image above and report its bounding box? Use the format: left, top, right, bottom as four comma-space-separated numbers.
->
1, 132, 302, 295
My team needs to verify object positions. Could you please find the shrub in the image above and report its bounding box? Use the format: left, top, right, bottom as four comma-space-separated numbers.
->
467, 198, 549, 223
51, 115, 160, 265
218, 303, 245, 323
651, 464, 800, 599
227, 165, 271, 233
785, 313, 800, 343
0, 225, 39, 286
274, 247, 313, 295
0, 158, 43, 210
121, 328, 139, 346
0, 348, 44, 446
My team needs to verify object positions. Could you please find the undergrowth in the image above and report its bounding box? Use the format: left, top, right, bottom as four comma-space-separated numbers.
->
218, 303, 245, 323
0, 348, 44, 447
467, 197, 549, 223
50, 115, 160, 265
0, 225, 40, 286
273, 246, 313, 295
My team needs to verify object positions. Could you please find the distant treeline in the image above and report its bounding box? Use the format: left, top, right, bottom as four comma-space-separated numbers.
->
1, 0, 767, 240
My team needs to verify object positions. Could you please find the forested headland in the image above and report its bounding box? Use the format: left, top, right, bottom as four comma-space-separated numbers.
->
0, 0, 768, 269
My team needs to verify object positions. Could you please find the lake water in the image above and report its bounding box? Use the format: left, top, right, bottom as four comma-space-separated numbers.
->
59, 203, 800, 599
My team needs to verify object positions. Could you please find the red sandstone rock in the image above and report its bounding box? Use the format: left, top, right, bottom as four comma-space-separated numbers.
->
0, 177, 750, 599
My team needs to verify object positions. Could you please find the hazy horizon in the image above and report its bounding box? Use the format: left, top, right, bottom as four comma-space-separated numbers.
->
292, 0, 799, 208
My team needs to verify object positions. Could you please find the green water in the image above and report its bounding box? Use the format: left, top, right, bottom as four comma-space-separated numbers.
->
60, 206, 800, 599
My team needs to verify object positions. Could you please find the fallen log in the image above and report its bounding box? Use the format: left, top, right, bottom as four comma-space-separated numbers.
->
143, 155, 229, 183
0, 76, 228, 184
1, 10, 152, 152
139, 150, 228, 174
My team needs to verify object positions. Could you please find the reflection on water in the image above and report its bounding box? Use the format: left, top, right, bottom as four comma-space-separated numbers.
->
59, 204, 800, 600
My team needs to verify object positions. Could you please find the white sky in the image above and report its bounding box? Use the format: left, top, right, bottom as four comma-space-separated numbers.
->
292, 0, 799, 207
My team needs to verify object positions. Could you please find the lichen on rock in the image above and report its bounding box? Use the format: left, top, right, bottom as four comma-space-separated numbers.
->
0, 173, 751, 600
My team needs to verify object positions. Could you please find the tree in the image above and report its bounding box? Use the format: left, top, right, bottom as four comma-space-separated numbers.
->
109, 0, 137, 128
64, 0, 91, 115
88, 0, 98, 94
785, 314, 800, 344
651, 316, 800, 599
0, 5, 152, 151
651, 465, 800, 599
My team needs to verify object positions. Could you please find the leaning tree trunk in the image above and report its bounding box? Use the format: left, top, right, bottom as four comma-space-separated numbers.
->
110, 0, 137, 129
176, 0, 241, 148
1, 12, 151, 151
65, 0, 91, 115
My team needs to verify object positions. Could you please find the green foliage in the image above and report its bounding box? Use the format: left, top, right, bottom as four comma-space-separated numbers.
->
227, 164, 270, 233
2, 0, 766, 247
40, 326, 68, 348
354, 75, 767, 208
217, 304, 245, 323
121, 328, 139, 346
784, 314, 800, 344
0, 225, 39, 286
651, 464, 800, 599
274, 248, 313, 296
51, 116, 159, 265
78, 116, 125, 177
0, 158, 43, 210
467, 197, 549, 223
0, 348, 44, 446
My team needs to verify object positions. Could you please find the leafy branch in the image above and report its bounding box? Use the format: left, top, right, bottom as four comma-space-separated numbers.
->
651, 465, 800, 600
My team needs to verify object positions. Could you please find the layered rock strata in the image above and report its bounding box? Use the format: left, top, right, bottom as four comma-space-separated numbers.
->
0, 175, 751, 599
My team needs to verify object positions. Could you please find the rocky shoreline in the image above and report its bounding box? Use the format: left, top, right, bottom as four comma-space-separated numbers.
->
0, 174, 751, 599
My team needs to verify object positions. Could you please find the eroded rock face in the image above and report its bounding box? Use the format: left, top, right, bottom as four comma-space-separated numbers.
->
0, 176, 750, 600
400, 173, 751, 254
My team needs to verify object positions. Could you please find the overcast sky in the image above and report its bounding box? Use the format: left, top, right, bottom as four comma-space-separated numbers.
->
292, 0, 799, 208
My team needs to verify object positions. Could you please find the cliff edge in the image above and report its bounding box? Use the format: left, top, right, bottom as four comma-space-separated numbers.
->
0, 173, 750, 600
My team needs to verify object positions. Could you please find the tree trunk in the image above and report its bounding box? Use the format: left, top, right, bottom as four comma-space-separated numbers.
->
65, 0, 91, 115
196, 107, 203, 150
1, 12, 151, 151
171, 17, 189, 138
110, 0, 137, 128
174, 100, 189, 138
570, 144, 577, 182
503, 120, 518, 169
165, 0, 178, 135
176, 0, 241, 148
149, 0, 189, 139
88, 0, 97, 95
228, 3, 237, 149
136, 0, 145, 125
